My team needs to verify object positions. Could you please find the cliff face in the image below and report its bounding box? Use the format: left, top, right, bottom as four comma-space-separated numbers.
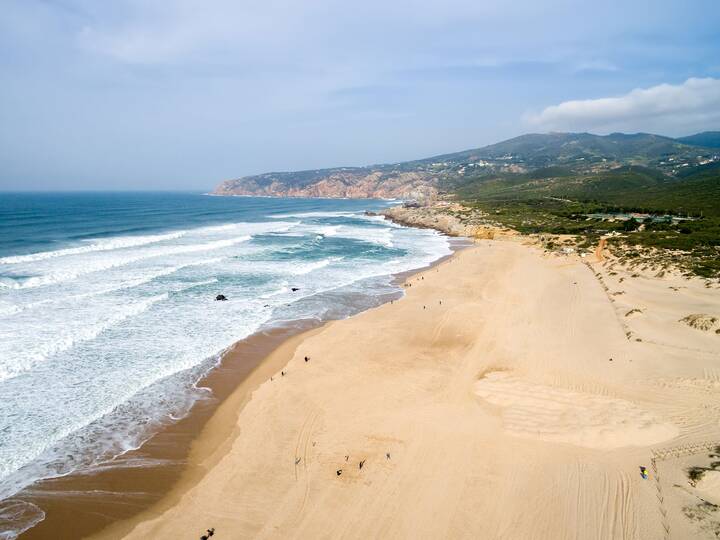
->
213, 169, 438, 200
380, 205, 514, 240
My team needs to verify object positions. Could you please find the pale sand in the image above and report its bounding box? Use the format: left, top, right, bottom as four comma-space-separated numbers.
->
696, 471, 720, 506
97, 239, 720, 540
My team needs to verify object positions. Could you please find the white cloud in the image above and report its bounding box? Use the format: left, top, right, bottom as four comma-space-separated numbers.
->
526, 78, 720, 135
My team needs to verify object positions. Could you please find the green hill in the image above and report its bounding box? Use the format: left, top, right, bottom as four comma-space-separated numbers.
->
450, 165, 720, 217
216, 131, 720, 216
675, 131, 720, 149
403, 132, 709, 170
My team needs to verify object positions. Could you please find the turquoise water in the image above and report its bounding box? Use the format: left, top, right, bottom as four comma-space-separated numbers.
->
0, 192, 450, 537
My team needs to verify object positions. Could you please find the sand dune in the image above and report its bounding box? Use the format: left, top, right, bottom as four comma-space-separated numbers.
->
97, 238, 720, 540
474, 371, 677, 449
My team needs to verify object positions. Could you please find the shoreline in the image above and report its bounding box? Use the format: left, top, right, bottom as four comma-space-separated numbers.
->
9, 206, 720, 538
18, 321, 322, 540
12, 234, 468, 540
96, 229, 720, 539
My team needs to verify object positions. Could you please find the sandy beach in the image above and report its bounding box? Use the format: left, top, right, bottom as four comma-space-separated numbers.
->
17, 321, 326, 540
75, 233, 720, 540
4, 4, 718, 538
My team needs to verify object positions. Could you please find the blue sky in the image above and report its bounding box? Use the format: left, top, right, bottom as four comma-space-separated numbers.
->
1, 0, 719, 190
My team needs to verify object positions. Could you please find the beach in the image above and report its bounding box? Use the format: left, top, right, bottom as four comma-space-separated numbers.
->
4, 3, 719, 538
0, 194, 456, 539
89, 234, 720, 539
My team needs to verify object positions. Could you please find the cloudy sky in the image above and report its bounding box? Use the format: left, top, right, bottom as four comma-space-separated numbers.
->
1, 0, 719, 190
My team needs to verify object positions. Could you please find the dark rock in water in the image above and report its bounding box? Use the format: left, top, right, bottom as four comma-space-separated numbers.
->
215, 294, 228, 301
291, 287, 300, 292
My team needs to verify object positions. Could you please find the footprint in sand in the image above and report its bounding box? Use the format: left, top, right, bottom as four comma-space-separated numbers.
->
474, 371, 677, 449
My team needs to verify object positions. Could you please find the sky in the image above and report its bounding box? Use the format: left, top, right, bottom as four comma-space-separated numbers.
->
1, 0, 719, 190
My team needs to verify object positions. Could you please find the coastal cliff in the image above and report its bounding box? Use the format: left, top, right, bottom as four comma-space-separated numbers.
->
380, 204, 512, 239
213, 169, 438, 200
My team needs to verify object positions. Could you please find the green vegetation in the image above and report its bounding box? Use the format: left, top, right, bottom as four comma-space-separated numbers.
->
621, 217, 720, 277
414, 131, 717, 172
676, 131, 720, 149
445, 165, 720, 217
449, 161, 720, 278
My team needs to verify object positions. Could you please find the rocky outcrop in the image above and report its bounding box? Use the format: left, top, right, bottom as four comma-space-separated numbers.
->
214, 169, 438, 200
380, 205, 513, 239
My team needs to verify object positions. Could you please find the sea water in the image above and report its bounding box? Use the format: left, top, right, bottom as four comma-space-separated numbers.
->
0, 192, 450, 536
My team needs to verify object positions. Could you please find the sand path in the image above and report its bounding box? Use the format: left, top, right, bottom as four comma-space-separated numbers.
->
596, 237, 607, 262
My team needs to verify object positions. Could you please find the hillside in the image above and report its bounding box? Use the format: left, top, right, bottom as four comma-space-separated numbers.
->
213, 131, 718, 202
676, 131, 720, 149
448, 164, 720, 217
410, 132, 697, 169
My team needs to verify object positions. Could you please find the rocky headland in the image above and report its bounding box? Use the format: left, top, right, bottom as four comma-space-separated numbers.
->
213, 169, 438, 200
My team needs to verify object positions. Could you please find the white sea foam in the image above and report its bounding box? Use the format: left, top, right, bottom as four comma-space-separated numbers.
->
5, 236, 251, 290
0, 293, 168, 382
309, 224, 394, 248
203, 221, 298, 233
289, 257, 343, 275
0, 221, 297, 268
0, 500, 45, 540
315, 225, 341, 236
0, 231, 188, 265
0, 302, 20, 317
260, 281, 289, 299
0, 257, 225, 318
268, 211, 357, 219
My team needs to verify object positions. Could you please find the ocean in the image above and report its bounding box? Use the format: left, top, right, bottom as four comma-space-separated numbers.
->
0, 192, 450, 537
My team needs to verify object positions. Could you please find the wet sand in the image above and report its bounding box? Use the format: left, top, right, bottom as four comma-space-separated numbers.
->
19, 320, 323, 540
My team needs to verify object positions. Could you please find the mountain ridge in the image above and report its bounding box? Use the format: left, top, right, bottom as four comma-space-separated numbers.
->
213, 131, 719, 200
675, 131, 720, 148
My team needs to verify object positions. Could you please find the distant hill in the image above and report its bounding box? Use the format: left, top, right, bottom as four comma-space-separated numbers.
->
675, 131, 720, 149
411, 132, 696, 168
213, 132, 720, 211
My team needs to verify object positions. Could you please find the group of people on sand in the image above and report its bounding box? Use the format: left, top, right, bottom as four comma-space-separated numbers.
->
336, 452, 391, 477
